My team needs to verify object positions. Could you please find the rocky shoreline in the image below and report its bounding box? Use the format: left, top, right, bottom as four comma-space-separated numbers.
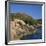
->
10, 19, 41, 40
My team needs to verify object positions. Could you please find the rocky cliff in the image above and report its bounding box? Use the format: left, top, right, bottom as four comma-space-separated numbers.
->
10, 19, 36, 40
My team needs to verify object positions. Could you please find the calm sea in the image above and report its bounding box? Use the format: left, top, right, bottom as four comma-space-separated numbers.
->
21, 28, 42, 40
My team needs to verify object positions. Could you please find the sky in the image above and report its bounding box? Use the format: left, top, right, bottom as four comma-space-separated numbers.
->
9, 3, 42, 19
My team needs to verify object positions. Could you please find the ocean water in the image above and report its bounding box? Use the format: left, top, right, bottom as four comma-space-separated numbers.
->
21, 28, 42, 40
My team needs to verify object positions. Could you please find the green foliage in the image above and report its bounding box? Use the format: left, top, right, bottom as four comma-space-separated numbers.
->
30, 19, 38, 25
10, 13, 42, 25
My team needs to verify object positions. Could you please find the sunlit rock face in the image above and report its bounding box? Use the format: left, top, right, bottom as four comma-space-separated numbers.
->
10, 19, 36, 40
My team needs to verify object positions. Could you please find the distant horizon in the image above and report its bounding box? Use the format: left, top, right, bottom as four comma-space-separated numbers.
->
9, 3, 42, 19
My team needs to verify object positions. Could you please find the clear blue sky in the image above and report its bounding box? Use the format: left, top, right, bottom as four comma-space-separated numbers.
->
9, 3, 42, 19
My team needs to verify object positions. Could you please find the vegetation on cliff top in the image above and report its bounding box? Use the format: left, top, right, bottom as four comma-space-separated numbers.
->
10, 13, 42, 25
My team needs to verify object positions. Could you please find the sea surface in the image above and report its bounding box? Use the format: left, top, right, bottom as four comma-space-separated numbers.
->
21, 28, 42, 40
